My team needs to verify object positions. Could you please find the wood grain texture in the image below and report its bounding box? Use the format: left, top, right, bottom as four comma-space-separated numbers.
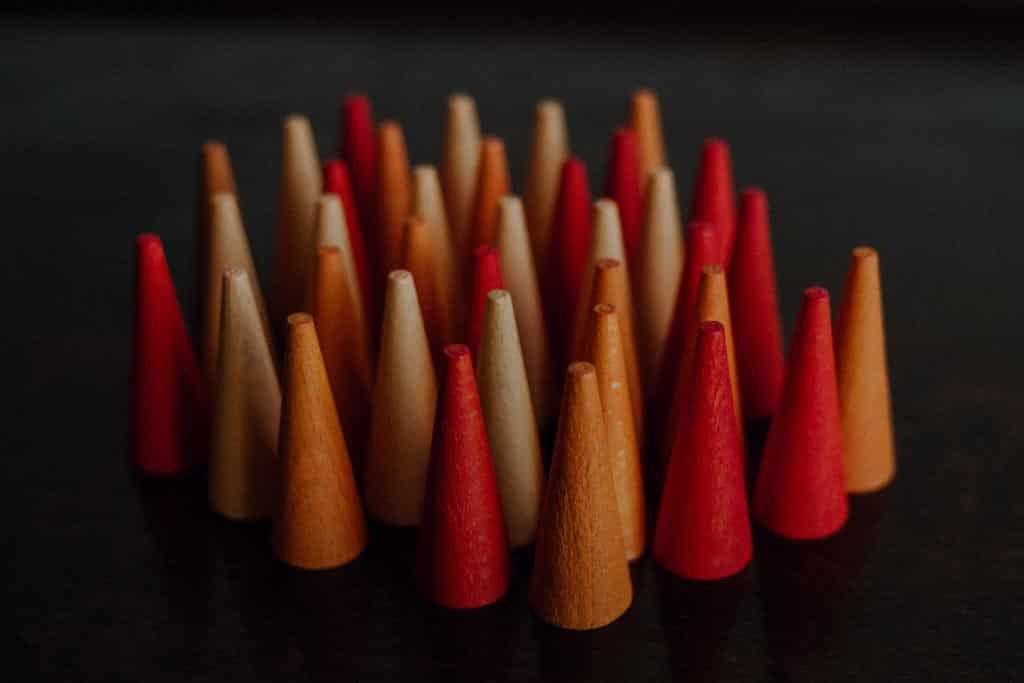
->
523, 99, 569, 264
628, 89, 666, 183
440, 93, 481, 264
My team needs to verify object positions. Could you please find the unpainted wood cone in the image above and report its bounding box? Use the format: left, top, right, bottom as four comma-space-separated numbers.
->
836, 247, 895, 492
412, 165, 460, 340
310, 246, 373, 477
203, 192, 272, 395
629, 89, 667, 183
402, 216, 450, 367
271, 115, 322, 328
441, 94, 482, 263
584, 304, 646, 560
364, 271, 438, 526
273, 313, 367, 569
637, 167, 683, 391
495, 195, 556, 427
529, 363, 633, 630
194, 141, 237, 340
476, 290, 545, 548
524, 99, 570, 264
470, 136, 511, 254
376, 120, 412, 282
209, 268, 281, 521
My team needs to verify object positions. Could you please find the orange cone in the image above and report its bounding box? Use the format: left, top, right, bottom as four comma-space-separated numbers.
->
376, 120, 412, 281
469, 136, 511, 254
693, 266, 745, 451
194, 141, 237, 340
402, 216, 449, 365
629, 89, 666, 182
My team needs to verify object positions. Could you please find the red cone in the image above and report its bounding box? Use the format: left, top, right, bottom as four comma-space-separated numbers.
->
689, 138, 737, 265
603, 127, 643, 269
339, 94, 377, 234
133, 234, 206, 474
417, 345, 511, 608
466, 245, 505, 359
728, 188, 784, 420
323, 158, 372, 317
753, 287, 849, 540
654, 321, 751, 580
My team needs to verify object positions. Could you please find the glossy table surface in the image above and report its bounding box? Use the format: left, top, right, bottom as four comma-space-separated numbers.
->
6, 17, 1023, 681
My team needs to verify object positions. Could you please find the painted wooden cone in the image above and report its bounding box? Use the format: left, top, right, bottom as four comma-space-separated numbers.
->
194, 141, 237, 341
524, 99, 569, 264
339, 94, 378, 233
376, 120, 412, 281
476, 290, 545, 547
273, 313, 367, 568
470, 136, 511, 254
441, 93, 482, 263
603, 127, 644, 270
465, 245, 505, 360
689, 138, 737, 265
412, 165, 460, 342
529, 363, 633, 630
209, 268, 281, 521
323, 159, 372, 320
629, 89, 666, 183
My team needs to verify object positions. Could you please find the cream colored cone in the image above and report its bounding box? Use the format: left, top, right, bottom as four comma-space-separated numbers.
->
412, 165, 459, 342
441, 94, 482, 264
523, 99, 569, 265
629, 89, 666, 182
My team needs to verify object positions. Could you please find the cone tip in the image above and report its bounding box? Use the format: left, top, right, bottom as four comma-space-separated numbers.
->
379, 119, 401, 135
344, 93, 370, 108
222, 266, 247, 284
595, 257, 622, 272
742, 186, 766, 200
593, 302, 615, 317
804, 286, 830, 304
567, 361, 596, 379
704, 137, 729, 151
318, 244, 341, 257
487, 289, 511, 305
137, 233, 161, 249
287, 312, 314, 327
498, 194, 522, 210
474, 244, 498, 259
536, 98, 564, 115
852, 245, 879, 262
632, 88, 657, 102
388, 269, 412, 283
698, 319, 725, 336
202, 140, 226, 154
595, 197, 618, 214
413, 163, 437, 177
444, 343, 471, 360
284, 113, 311, 130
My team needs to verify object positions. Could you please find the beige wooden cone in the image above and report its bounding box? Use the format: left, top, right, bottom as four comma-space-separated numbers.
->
376, 121, 412, 279
271, 115, 322, 328
584, 304, 646, 560
629, 89, 666, 182
495, 195, 556, 427
411, 165, 459, 342
202, 192, 272, 395
209, 268, 281, 521
194, 141, 237, 341
441, 94, 482, 265
476, 290, 545, 547
523, 99, 569, 264
529, 363, 633, 630
637, 167, 683, 393
364, 271, 438, 526
273, 313, 367, 569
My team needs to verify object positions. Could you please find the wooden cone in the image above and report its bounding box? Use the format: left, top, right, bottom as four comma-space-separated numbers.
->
524, 99, 569, 262
476, 290, 545, 547
402, 216, 449, 366
470, 136, 511, 254
202, 192, 271, 395
529, 363, 633, 630
629, 89, 666, 182
584, 304, 646, 560
310, 246, 373, 477
364, 271, 438, 526
466, 246, 505, 360
273, 313, 367, 569
323, 159, 372, 320
637, 167, 683, 392
836, 247, 895, 492
412, 165, 460, 341
376, 121, 412, 282
441, 94, 482, 263
495, 195, 556, 426
271, 115, 322, 327
339, 94, 378, 233
209, 269, 281, 521
194, 141, 237, 341
689, 138, 737, 265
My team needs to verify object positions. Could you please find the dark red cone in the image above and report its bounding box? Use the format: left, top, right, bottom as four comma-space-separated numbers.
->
753, 287, 849, 540
544, 157, 593, 368
417, 345, 511, 608
323, 158, 372, 316
466, 245, 505, 359
654, 321, 752, 580
689, 138, 737, 266
603, 127, 643, 269
339, 94, 377, 234
133, 234, 207, 475
728, 188, 784, 420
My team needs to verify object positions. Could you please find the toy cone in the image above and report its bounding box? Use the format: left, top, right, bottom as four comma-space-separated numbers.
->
194, 141, 236, 340
603, 128, 643, 269
364, 271, 438, 526
417, 345, 510, 608
273, 313, 367, 568
836, 247, 895, 492
476, 290, 545, 547
654, 321, 751, 580
628, 89, 666, 182
441, 93, 482, 262
376, 120, 412, 280
523, 99, 569, 262
402, 215, 450, 366
412, 164, 460, 341
469, 136, 511, 254
529, 362, 633, 630
753, 287, 849, 540
689, 138, 736, 265
323, 158, 372, 318
465, 245, 505, 359
208, 269, 281, 521
339, 94, 377, 233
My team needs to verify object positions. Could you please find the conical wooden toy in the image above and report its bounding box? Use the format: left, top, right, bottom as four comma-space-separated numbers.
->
583, 304, 646, 560
339, 94, 377, 232
194, 141, 236, 341
836, 247, 895, 492
753, 287, 849, 540
364, 271, 438, 526
604, 128, 643, 270
134, 234, 206, 475
209, 269, 281, 521
309, 246, 373, 476
465, 245, 505, 360
417, 345, 511, 608
654, 321, 752, 580
273, 313, 367, 568
376, 120, 412, 280
441, 94, 482, 263
529, 363, 633, 630
728, 188, 784, 420
402, 215, 451, 363
637, 167, 683, 391
470, 136, 511, 254
629, 89, 666, 182
495, 195, 556, 426
476, 290, 545, 548
524, 99, 569, 263
271, 115, 322, 327
202, 192, 271, 395
412, 164, 459, 340
689, 138, 737, 265
323, 158, 371, 317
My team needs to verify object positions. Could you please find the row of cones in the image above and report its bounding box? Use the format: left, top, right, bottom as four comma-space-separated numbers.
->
133, 89, 895, 630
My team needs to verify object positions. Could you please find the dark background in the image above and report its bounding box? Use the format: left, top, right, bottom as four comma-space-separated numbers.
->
6, 7, 1024, 681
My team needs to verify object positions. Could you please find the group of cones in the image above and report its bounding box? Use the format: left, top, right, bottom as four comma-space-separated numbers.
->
133, 89, 895, 630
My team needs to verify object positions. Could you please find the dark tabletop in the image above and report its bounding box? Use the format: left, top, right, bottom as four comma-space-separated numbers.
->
5, 16, 1024, 681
